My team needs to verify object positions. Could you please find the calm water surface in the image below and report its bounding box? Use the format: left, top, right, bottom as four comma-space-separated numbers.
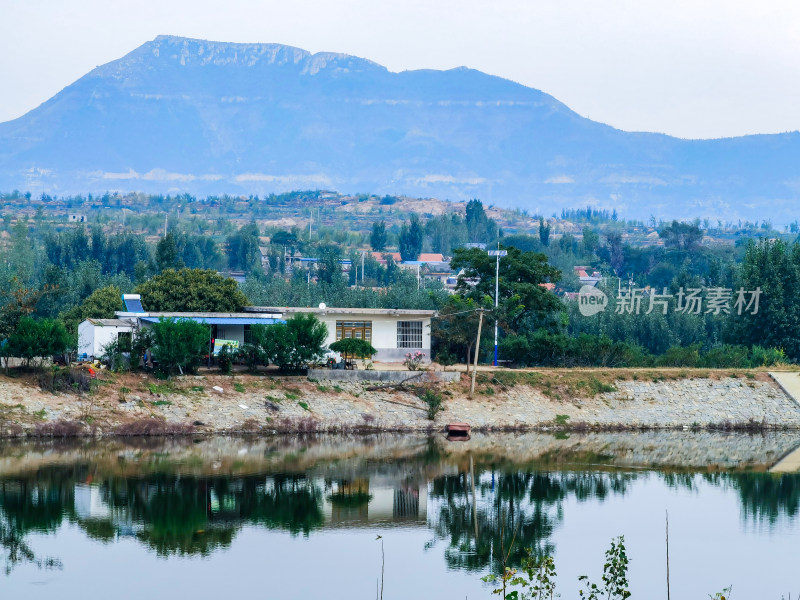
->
2, 432, 800, 599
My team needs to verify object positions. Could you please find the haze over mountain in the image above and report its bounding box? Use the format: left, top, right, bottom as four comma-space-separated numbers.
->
0, 35, 797, 221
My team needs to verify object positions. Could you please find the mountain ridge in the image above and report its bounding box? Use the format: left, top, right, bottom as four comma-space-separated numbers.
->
0, 35, 797, 221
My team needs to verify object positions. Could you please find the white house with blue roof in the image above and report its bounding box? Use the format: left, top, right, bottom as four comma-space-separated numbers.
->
77, 295, 434, 363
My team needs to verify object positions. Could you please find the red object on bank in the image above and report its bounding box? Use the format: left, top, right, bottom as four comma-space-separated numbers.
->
445, 422, 471, 441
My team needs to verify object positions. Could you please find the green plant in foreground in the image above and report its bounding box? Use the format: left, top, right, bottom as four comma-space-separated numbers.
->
482, 536, 631, 600
419, 389, 443, 420
217, 344, 233, 374
709, 586, 732, 600
298, 401, 309, 411
234, 382, 246, 393
578, 536, 631, 600
554, 414, 570, 426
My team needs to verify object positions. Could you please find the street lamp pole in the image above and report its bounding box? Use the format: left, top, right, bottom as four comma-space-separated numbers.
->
487, 248, 507, 366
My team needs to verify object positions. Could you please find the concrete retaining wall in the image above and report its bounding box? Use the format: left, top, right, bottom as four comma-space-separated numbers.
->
307, 369, 461, 384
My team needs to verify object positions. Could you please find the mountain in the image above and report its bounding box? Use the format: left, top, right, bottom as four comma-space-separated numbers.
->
0, 35, 798, 221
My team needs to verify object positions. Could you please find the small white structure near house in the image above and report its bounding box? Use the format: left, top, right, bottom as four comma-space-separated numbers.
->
77, 318, 136, 360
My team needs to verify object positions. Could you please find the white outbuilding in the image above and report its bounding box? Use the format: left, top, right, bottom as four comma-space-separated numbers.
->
77, 318, 136, 360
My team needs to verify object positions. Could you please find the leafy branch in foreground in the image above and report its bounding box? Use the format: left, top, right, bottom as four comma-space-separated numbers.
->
482, 536, 631, 600
578, 536, 631, 600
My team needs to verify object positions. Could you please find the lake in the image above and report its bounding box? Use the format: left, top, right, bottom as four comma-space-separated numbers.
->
2, 431, 799, 599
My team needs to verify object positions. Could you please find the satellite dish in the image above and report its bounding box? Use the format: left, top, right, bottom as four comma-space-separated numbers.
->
319, 302, 326, 310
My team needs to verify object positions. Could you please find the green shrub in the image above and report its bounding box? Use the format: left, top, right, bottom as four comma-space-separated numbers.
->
499, 330, 650, 368
101, 337, 130, 372
419, 389, 443, 420
36, 367, 92, 394
257, 314, 327, 372
236, 342, 268, 372
657, 344, 701, 367
329, 338, 377, 360
150, 318, 210, 376
699, 345, 751, 369
587, 377, 616, 395
749, 345, 786, 367
5, 317, 71, 368
217, 344, 233, 374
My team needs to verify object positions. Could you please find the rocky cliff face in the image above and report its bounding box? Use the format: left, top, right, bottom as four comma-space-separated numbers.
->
0, 35, 797, 221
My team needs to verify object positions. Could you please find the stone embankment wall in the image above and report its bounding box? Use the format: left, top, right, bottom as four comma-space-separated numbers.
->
2, 372, 799, 437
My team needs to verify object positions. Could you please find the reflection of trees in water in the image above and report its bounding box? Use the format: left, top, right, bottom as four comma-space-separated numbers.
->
428, 470, 638, 573
4, 457, 800, 572
657, 471, 800, 526
0, 469, 72, 574
0, 469, 326, 565
705, 473, 800, 526
239, 474, 324, 536
98, 473, 324, 556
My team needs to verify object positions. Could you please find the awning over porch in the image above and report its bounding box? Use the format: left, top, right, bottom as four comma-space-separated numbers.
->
139, 317, 285, 325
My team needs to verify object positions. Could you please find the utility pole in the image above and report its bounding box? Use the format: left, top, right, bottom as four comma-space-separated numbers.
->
470, 309, 485, 398
361, 251, 365, 283
488, 249, 507, 366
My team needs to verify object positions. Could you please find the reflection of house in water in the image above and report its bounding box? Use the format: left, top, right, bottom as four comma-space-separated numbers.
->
74, 484, 110, 520
323, 475, 428, 528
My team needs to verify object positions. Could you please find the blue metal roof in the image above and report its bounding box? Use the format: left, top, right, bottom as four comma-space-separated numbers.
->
140, 317, 285, 325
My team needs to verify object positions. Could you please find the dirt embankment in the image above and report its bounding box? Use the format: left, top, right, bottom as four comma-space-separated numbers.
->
0, 368, 798, 438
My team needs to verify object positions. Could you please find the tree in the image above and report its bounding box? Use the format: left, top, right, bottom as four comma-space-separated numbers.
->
227, 222, 261, 274
728, 239, 800, 360
5, 318, 71, 367
581, 227, 600, 256
315, 244, 344, 285
0, 281, 48, 341
538, 217, 551, 247
399, 214, 424, 261
659, 220, 703, 251
370, 221, 388, 252
150, 318, 210, 375
135, 269, 248, 312
450, 245, 562, 333
259, 314, 328, 371
465, 199, 497, 243
155, 232, 185, 272
329, 338, 377, 360
60, 285, 123, 336
605, 231, 624, 276
431, 295, 488, 371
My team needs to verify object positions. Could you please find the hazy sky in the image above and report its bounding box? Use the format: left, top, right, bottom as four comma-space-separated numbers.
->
1, 0, 799, 139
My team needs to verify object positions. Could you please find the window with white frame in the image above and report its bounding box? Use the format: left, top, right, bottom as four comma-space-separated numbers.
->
397, 321, 423, 348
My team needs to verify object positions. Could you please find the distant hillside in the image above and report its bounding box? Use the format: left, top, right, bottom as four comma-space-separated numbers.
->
0, 35, 798, 221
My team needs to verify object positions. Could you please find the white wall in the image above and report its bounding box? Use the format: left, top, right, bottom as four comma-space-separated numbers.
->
314, 313, 430, 362
77, 322, 135, 359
